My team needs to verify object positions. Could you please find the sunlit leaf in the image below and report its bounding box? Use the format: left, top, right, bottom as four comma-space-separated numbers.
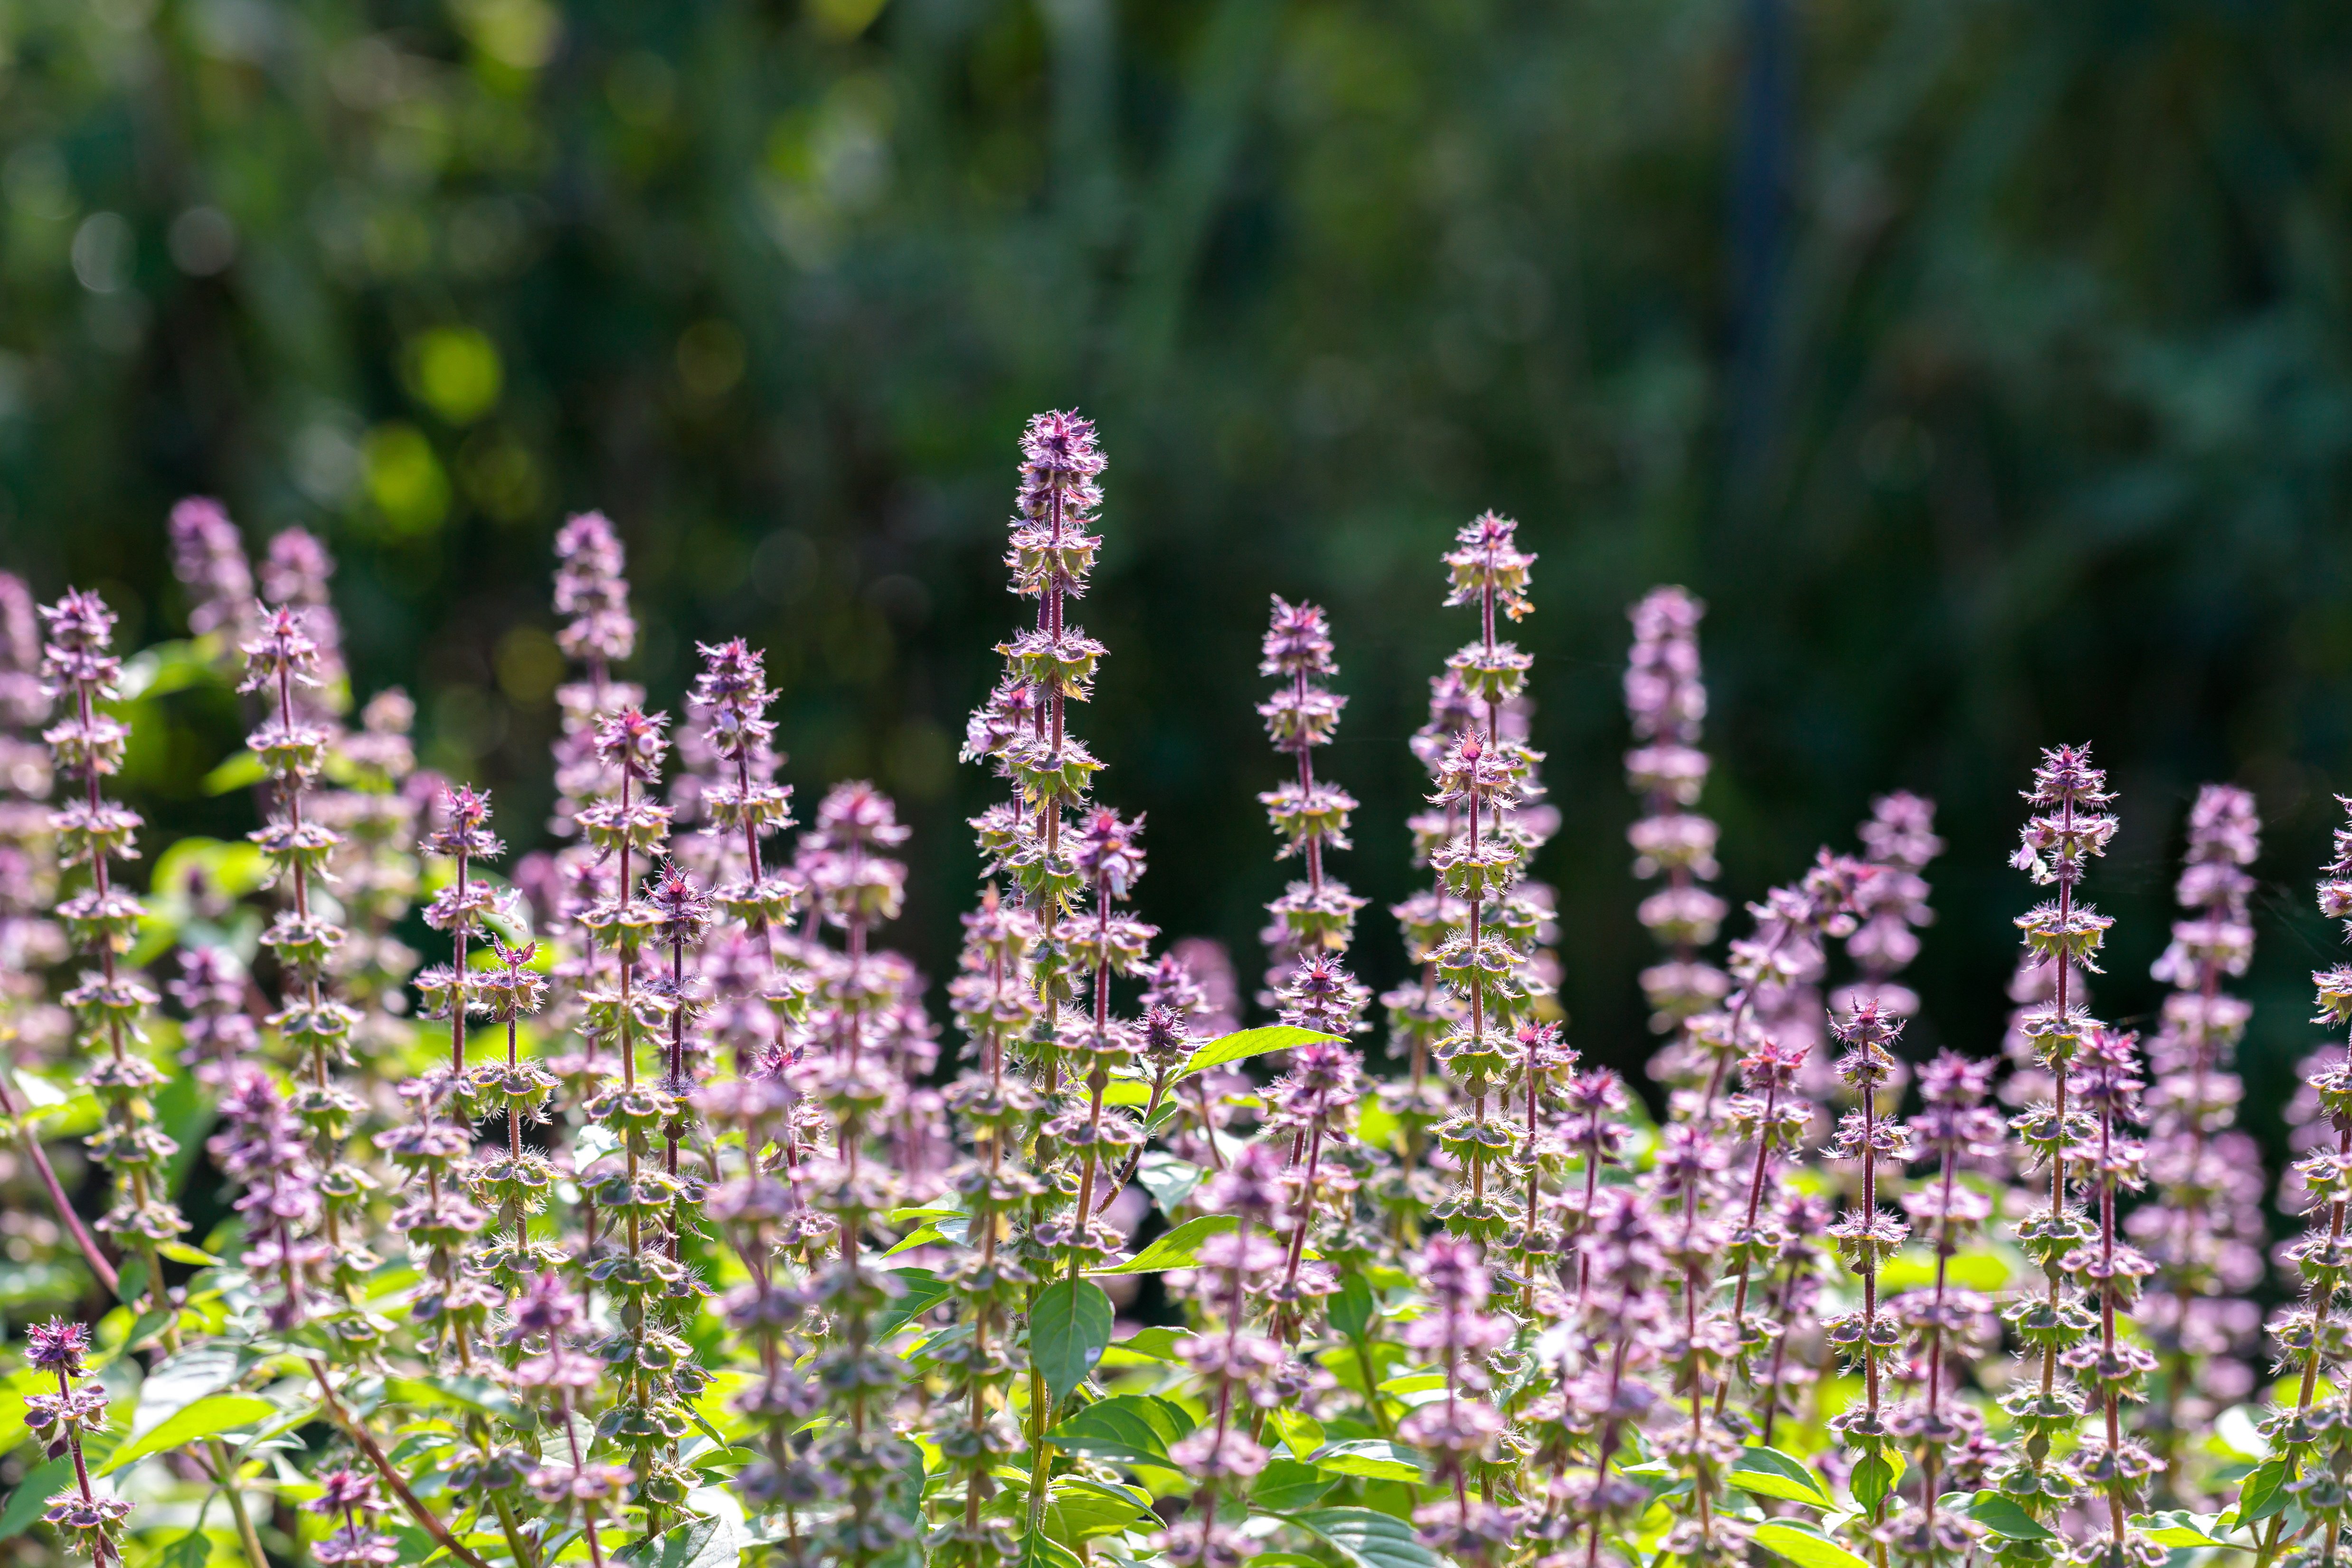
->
96, 1394, 276, 1475
1029, 1280, 1114, 1404
1179, 1026, 1341, 1079
1729, 1446, 1835, 1510
2131, 1510, 2239, 1549
1309, 1439, 1426, 1483
1967, 1492, 2056, 1541
1284, 1507, 1441, 1568
1754, 1521, 1873, 1568
1095, 1215, 1236, 1275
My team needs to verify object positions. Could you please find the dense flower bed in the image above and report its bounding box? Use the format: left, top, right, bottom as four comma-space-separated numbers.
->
0, 413, 2327, 1568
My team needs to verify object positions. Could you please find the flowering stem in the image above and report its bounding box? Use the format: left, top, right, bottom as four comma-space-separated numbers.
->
557, 1388, 606, 1568
2096, 1090, 2125, 1542
307, 1359, 496, 1568
1712, 1073, 1781, 1421
1919, 1143, 1959, 1529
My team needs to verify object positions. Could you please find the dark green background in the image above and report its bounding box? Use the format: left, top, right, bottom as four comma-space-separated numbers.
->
6, 0, 2351, 1152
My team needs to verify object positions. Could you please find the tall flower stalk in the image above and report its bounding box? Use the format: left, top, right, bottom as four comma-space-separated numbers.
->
2063, 1028, 2158, 1568
2261, 797, 2352, 1568
42, 590, 187, 1304
1889, 1052, 2001, 1559
1420, 510, 1549, 1266
1995, 746, 2118, 1555
1156, 1144, 1286, 1568
1826, 1001, 1913, 1564
1256, 595, 1368, 1031
2133, 784, 2265, 1502
574, 707, 695, 1531
1624, 587, 1728, 1072
242, 603, 370, 1318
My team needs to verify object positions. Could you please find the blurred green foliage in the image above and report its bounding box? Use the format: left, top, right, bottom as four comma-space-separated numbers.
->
5, 0, 2352, 1147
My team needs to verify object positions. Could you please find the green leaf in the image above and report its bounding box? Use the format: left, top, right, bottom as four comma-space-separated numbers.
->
1729, 1446, 1835, 1510
1248, 1556, 1329, 1568
96, 1393, 277, 1475
1266, 1407, 1324, 1461
2235, 1459, 2291, 1526
1017, 1529, 1085, 1568
1754, 1522, 1874, 1568
1329, 1273, 1378, 1340
157, 1532, 213, 1568
1095, 1214, 1236, 1275
1285, 1507, 1441, 1568
1180, 1026, 1341, 1079
1099, 1326, 1186, 1366
876, 1269, 955, 1340
615, 1514, 740, 1568
200, 751, 270, 796
2130, 1511, 2239, 1549
152, 1067, 216, 1205
884, 1225, 945, 1256
1049, 1393, 1191, 1475
1029, 1279, 1115, 1405
157, 1241, 222, 1267
1967, 1492, 2056, 1541
133, 1346, 247, 1433
1043, 1478, 1152, 1543
1251, 1460, 1337, 1514
1136, 1152, 1204, 1213
0, 1456, 73, 1541
1850, 1455, 1896, 1512
1309, 1439, 1426, 1483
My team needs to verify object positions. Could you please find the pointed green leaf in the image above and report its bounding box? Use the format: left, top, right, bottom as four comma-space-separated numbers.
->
1968, 1492, 2056, 1541
1049, 1393, 1190, 1475
1329, 1273, 1378, 1340
1042, 1478, 1152, 1543
2235, 1458, 2291, 1525
156, 1532, 212, 1568
1136, 1152, 1204, 1213
1017, 1529, 1085, 1568
1754, 1522, 1873, 1568
132, 1346, 247, 1433
1180, 1026, 1341, 1079
615, 1514, 739, 1568
1730, 1446, 1835, 1510
1029, 1279, 1115, 1405
1252, 1460, 1338, 1514
1095, 1214, 1236, 1275
884, 1225, 945, 1257
1308, 1439, 1426, 1483
1099, 1326, 1186, 1367
1266, 1407, 1323, 1461
876, 1269, 955, 1340
1850, 1455, 1895, 1512
1285, 1507, 1441, 1568
2131, 1511, 2239, 1549
156, 1242, 222, 1267
96, 1394, 277, 1475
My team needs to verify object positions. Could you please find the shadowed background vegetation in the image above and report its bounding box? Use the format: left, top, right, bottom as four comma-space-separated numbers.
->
6, 0, 2352, 1158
